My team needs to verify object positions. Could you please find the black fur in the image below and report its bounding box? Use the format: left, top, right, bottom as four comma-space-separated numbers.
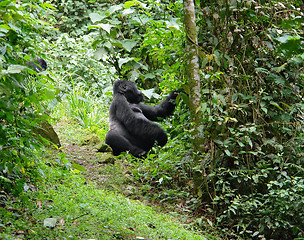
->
27, 58, 47, 72
105, 80, 179, 157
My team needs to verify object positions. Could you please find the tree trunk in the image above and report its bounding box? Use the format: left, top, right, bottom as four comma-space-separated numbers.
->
183, 0, 203, 192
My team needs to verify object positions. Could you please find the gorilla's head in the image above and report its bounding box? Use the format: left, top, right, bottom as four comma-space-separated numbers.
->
113, 80, 144, 104
27, 58, 47, 72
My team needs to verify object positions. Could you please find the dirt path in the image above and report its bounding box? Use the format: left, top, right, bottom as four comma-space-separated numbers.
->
58, 139, 140, 201
60, 142, 110, 184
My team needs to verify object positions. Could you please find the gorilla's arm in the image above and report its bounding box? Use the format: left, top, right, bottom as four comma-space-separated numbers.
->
112, 95, 167, 145
138, 90, 179, 121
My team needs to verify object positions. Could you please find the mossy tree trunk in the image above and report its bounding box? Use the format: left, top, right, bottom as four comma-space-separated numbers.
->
183, 0, 203, 192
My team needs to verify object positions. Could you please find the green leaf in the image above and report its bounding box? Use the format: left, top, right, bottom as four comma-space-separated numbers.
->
201, 56, 209, 68
2, 65, 26, 74
118, 57, 133, 68
89, 13, 105, 23
224, 149, 231, 156
255, 67, 269, 74
44, 90, 55, 100
272, 63, 287, 73
41, 2, 56, 9
89, 24, 112, 34
214, 51, 221, 66
198, 188, 203, 198
165, 18, 181, 30
98, 23, 112, 33
124, 0, 147, 9
0, 0, 11, 7
71, 163, 87, 172
0, 83, 11, 95
270, 101, 283, 111
118, 39, 138, 52
44, 218, 57, 228
0, 25, 10, 33
252, 175, 259, 183
141, 88, 156, 99
124, 1, 136, 9
8, 23, 21, 33
143, 73, 155, 79
122, 8, 135, 15
0, 176, 11, 182
94, 48, 107, 60
107, 5, 123, 15
201, 102, 207, 113
276, 35, 293, 43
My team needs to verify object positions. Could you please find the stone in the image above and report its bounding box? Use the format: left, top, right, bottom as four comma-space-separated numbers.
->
33, 120, 61, 147
96, 142, 112, 153
81, 134, 101, 146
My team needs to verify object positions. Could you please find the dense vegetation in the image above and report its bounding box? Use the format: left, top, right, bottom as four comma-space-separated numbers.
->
1, 0, 304, 239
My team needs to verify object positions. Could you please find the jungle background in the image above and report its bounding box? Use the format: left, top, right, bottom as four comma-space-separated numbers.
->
1, 0, 304, 239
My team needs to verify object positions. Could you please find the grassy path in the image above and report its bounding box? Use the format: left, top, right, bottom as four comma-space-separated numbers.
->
1, 134, 214, 239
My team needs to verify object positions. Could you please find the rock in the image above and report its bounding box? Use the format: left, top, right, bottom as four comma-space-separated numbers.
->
81, 134, 101, 146
81, 135, 112, 153
96, 142, 112, 153
99, 154, 116, 164
33, 120, 61, 147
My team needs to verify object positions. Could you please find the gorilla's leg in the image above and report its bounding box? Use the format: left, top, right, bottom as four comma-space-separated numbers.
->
105, 130, 146, 157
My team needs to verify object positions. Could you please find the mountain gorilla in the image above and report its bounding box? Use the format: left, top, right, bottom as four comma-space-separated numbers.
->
105, 80, 179, 158
27, 58, 47, 72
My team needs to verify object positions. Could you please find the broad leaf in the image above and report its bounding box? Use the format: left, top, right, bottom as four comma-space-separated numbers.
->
71, 163, 87, 172
3, 65, 26, 74
44, 218, 57, 228
98, 23, 112, 33
94, 48, 107, 61
118, 39, 138, 52
118, 57, 133, 68
89, 13, 105, 23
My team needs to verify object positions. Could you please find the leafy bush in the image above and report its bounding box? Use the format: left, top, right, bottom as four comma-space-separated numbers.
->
87, 0, 184, 89
46, 33, 115, 96
0, 0, 56, 195
193, 1, 304, 238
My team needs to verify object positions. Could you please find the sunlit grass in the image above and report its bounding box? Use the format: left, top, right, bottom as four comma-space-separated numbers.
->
53, 81, 109, 130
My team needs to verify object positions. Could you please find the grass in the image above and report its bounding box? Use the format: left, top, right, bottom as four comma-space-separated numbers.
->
0, 152, 210, 240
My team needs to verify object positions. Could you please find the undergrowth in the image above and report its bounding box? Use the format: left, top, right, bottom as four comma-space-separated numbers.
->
0, 149, 212, 240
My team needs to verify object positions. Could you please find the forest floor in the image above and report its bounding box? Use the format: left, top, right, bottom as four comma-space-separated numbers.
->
52, 121, 218, 239
1, 120, 218, 240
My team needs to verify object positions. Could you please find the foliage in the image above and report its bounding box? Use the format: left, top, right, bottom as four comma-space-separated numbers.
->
0, 0, 56, 195
49, 0, 304, 238
46, 33, 116, 96
2, 0, 304, 239
49, 0, 107, 36
193, 0, 304, 239
87, 0, 184, 90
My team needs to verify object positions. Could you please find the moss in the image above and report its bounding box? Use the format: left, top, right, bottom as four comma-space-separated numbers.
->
81, 134, 101, 146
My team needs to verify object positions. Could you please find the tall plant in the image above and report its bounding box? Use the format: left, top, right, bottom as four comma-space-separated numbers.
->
183, 0, 204, 192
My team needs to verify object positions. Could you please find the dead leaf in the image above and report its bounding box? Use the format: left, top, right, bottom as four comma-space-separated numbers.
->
43, 218, 57, 228
72, 219, 79, 226
36, 201, 42, 209
58, 217, 65, 226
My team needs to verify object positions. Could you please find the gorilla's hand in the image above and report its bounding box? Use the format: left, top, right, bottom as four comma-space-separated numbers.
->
156, 128, 168, 146
168, 90, 182, 100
